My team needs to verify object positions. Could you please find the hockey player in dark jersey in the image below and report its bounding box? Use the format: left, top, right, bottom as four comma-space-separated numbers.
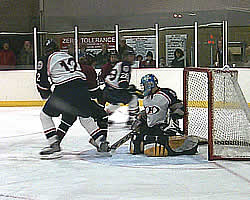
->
130, 74, 198, 157
99, 49, 139, 125
36, 39, 109, 159
99, 50, 119, 84
80, 60, 105, 106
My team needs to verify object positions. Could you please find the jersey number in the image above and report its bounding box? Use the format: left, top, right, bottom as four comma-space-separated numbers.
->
59, 58, 78, 72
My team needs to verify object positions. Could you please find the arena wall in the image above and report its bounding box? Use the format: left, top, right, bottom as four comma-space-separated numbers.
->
0, 68, 249, 107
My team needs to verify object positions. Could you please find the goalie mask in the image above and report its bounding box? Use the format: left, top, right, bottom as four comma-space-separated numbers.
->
140, 74, 158, 96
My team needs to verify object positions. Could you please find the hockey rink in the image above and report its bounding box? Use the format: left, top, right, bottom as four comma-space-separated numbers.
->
0, 106, 249, 200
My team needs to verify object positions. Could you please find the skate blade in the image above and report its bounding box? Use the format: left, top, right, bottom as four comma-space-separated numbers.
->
40, 152, 63, 160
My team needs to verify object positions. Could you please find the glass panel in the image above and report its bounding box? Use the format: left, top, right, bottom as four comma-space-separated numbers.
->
197, 24, 223, 68
78, 30, 115, 69
120, 28, 156, 68
160, 26, 191, 68
228, 26, 249, 68
0, 33, 34, 70
38, 30, 75, 57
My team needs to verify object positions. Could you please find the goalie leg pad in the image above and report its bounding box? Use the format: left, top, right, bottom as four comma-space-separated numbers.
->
132, 134, 198, 157
168, 135, 199, 155
143, 135, 169, 157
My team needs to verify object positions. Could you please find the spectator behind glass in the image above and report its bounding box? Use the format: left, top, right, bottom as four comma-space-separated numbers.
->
214, 39, 232, 67
0, 42, 16, 66
17, 40, 33, 65
171, 48, 185, 68
136, 54, 143, 68
118, 36, 133, 59
95, 43, 109, 67
215, 40, 223, 67
141, 51, 156, 68
159, 57, 166, 68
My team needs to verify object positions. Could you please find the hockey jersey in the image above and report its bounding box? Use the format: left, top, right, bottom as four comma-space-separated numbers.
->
104, 61, 131, 89
80, 64, 98, 91
143, 88, 177, 127
36, 51, 86, 98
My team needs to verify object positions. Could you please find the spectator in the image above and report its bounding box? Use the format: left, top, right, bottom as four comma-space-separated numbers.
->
214, 39, 232, 67
136, 54, 143, 68
17, 40, 33, 65
0, 42, 16, 66
141, 51, 156, 68
159, 57, 166, 68
214, 40, 223, 67
118, 36, 133, 59
171, 48, 185, 68
95, 43, 109, 67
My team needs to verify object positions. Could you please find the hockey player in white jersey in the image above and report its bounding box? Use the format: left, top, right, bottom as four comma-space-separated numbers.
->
130, 74, 198, 157
36, 39, 109, 159
101, 49, 139, 125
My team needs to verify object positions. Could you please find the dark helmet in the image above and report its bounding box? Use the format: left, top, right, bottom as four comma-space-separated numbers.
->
44, 39, 59, 54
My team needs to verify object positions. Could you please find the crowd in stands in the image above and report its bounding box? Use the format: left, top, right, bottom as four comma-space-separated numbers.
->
0, 36, 248, 69
0, 37, 187, 69
0, 40, 34, 67
72, 37, 187, 69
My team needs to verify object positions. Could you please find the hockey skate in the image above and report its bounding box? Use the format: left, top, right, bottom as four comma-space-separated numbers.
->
39, 141, 62, 160
89, 135, 110, 152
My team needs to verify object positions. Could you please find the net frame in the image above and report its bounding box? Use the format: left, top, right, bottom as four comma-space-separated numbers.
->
183, 67, 250, 161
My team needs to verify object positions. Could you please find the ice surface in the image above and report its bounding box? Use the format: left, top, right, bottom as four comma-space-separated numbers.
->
0, 106, 249, 200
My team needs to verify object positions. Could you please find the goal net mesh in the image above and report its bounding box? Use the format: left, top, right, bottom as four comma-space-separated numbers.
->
184, 68, 250, 160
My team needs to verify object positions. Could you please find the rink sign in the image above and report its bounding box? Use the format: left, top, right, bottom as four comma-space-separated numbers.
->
60, 36, 116, 50
165, 34, 187, 66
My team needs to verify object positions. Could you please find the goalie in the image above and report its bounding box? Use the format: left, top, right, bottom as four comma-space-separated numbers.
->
130, 74, 198, 157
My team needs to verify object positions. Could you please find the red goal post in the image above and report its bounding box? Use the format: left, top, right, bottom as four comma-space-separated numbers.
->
183, 67, 250, 161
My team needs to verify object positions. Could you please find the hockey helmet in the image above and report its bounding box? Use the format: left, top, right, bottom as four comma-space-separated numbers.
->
44, 39, 59, 55
140, 74, 158, 96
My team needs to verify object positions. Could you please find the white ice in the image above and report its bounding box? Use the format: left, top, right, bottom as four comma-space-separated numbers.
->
0, 106, 249, 200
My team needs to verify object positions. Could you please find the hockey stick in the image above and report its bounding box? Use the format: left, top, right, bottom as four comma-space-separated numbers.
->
109, 130, 134, 151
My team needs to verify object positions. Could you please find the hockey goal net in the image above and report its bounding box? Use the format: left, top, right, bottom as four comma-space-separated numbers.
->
183, 67, 250, 160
